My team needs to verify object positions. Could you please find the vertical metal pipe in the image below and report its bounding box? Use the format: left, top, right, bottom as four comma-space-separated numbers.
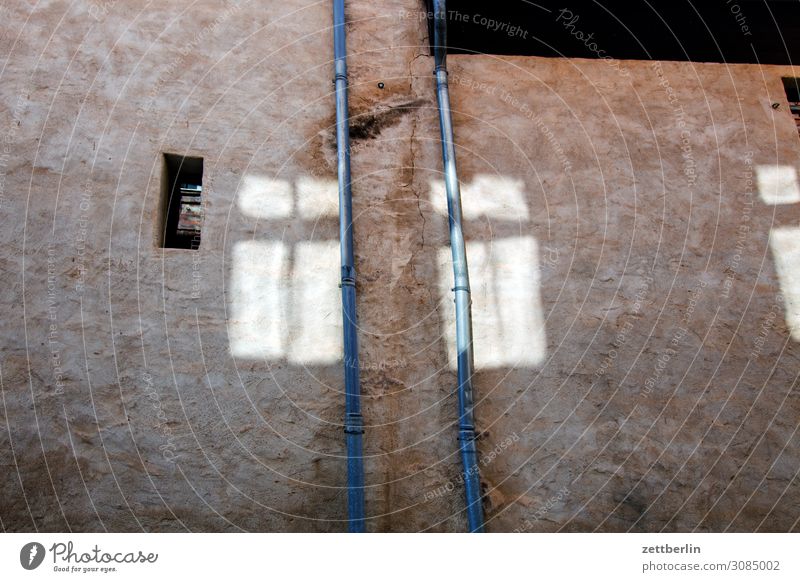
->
431, 0, 485, 533
333, 0, 365, 533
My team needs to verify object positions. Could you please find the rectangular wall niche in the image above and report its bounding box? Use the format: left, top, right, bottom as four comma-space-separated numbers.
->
783, 78, 800, 137
160, 153, 203, 250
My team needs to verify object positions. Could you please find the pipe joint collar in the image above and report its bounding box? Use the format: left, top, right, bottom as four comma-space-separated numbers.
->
340, 265, 356, 286
344, 413, 364, 435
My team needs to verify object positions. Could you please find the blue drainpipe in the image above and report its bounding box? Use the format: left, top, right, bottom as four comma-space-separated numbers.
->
333, 0, 365, 532
431, 0, 485, 533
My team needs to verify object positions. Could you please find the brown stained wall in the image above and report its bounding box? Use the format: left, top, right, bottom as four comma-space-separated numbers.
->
1, 1, 799, 532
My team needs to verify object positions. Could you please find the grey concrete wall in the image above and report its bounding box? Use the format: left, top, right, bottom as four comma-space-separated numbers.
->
1, 0, 799, 531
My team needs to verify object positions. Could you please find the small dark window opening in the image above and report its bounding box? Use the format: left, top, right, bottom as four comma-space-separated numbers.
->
783, 78, 800, 136
160, 154, 203, 250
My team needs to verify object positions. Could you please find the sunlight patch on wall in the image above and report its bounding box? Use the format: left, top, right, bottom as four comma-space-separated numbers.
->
756, 165, 800, 205
297, 178, 338, 219
287, 241, 341, 364
228, 240, 342, 364
237, 175, 293, 218
229, 241, 287, 359
237, 175, 338, 221
438, 236, 547, 369
429, 175, 530, 221
769, 227, 800, 341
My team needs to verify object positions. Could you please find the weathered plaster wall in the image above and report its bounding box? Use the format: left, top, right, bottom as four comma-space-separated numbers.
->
1, 0, 799, 532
